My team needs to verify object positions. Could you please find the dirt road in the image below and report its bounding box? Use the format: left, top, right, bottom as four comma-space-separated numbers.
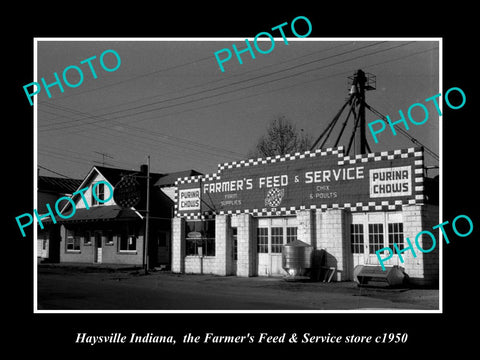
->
37, 265, 439, 311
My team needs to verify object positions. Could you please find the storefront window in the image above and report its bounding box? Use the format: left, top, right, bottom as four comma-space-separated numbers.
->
368, 223, 384, 253
257, 228, 268, 253
271, 227, 283, 253
185, 220, 215, 256
350, 224, 364, 254
388, 223, 404, 250
286, 227, 297, 243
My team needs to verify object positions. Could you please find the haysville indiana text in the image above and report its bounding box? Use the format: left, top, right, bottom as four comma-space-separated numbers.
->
75, 332, 176, 345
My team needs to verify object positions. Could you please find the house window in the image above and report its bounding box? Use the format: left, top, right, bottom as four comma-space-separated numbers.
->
368, 223, 384, 254
271, 227, 283, 253
92, 182, 105, 206
232, 227, 238, 260
105, 231, 114, 246
257, 227, 268, 253
185, 220, 215, 256
83, 231, 92, 245
286, 227, 297, 243
119, 234, 137, 252
350, 223, 364, 254
388, 223, 404, 250
66, 230, 80, 251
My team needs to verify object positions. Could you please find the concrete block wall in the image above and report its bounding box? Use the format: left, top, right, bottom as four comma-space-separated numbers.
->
421, 204, 440, 286
401, 204, 439, 286
315, 209, 349, 281
172, 215, 233, 276
171, 217, 185, 273
184, 256, 216, 274
214, 215, 231, 276
236, 213, 256, 277
296, 209, 315, 247
401, 205, 426, 282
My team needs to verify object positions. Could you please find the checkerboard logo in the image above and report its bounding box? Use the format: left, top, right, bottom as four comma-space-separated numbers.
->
265, 187, 285, 207
113, 175, 141, 208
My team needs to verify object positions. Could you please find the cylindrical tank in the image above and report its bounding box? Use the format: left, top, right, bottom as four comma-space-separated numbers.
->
282, 239, 313, 279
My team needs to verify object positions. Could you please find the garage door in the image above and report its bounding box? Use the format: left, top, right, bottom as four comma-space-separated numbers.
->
257, 217, 297, 276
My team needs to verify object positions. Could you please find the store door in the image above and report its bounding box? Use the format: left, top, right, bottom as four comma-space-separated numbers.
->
350, 212, 403, 269
94, 231, 102, 263
257, 217, 297, 276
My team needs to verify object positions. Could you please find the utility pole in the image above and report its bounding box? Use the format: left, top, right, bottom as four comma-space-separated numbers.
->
144, 155, 151, 274
310, 69, 375, 156
351, 69, 368, 155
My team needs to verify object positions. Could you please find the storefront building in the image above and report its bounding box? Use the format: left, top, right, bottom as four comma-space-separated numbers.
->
172, 146, 439, 286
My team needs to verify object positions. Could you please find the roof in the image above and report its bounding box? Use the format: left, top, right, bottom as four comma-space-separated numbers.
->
154, 169, 203, 187
38, 176, 83, 195
56, 205, 141, 223
93, 166, 164, 187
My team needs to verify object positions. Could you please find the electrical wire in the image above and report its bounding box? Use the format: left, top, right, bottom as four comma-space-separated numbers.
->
37, 164, 70, 178
39, 41, 393, 131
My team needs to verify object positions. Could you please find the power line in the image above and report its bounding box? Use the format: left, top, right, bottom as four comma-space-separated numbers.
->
36, 52, 216, 105
39, 114, 238, 170
83, 45, 439, 131
365, 103, 439, 161
38, 42, 388, 131
99, 42, 415, 122
39, 102, 248, 159
40, 42, 411, 132
37, 43, 438, 173
37, 164, 70, 178
73, 42, 354, 116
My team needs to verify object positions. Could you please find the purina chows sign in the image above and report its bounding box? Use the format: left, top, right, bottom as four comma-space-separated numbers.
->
175, 146, 424, 219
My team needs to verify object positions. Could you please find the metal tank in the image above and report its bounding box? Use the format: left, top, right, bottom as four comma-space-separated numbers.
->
282, 239, 313, 281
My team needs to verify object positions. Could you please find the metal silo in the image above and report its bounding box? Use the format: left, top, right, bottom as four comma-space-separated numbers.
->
282, 239, 313, 280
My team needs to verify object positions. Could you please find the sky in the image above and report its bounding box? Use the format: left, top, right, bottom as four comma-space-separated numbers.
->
35, 39, 440, 181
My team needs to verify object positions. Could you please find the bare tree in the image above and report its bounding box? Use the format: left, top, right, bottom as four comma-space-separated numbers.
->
249, 116, 312, 158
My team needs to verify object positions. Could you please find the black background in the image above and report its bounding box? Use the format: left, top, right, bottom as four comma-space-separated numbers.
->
6, 4, 478, 357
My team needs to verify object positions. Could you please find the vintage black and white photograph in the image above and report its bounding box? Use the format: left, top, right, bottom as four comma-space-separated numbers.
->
32, 38, 442, 312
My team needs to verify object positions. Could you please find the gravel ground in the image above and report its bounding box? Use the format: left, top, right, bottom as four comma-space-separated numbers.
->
37, 264, 439, 311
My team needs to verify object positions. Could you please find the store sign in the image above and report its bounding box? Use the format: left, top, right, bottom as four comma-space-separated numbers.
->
113, 175, 141, 208
178, 188, 201, 211
369, 166, 411, 198
175, 146, 424, 218
187, 231, 202, 239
